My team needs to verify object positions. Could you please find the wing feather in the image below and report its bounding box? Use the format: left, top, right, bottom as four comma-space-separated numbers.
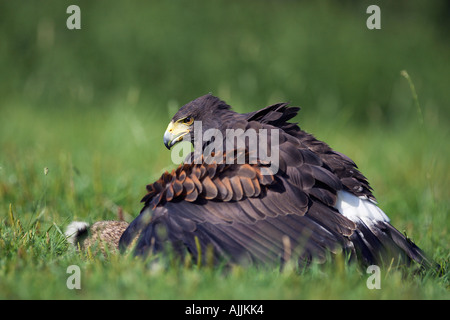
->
121, 98, 431, 269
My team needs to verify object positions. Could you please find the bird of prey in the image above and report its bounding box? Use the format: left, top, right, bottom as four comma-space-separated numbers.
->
119, 94, 434, 269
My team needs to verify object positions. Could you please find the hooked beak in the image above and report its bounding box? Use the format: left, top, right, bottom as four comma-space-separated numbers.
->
163, 121, 190, 150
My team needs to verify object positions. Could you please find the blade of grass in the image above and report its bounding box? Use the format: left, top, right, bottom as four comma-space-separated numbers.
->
400, 70, 424, 126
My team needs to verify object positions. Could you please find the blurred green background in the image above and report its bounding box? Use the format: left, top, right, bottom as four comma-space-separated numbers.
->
0, 0, 449, 299
1, 0, 449, 215
0, 1, 450, 230
1, 0, 449, 117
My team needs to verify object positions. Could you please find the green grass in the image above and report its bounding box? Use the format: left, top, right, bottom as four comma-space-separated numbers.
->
0, 1, 449, 299
0, 101, 448, 300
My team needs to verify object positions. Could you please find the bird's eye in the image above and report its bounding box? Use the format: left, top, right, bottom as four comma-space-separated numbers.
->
183, 117, 194, 125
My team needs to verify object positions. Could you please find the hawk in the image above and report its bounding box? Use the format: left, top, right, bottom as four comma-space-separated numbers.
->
119, 94, 434, 269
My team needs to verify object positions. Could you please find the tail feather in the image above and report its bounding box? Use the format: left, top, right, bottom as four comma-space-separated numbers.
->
375, 220, 438, 270
350, 218, 438, 271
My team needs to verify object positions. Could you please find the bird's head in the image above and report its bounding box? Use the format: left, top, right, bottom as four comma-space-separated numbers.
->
163, 94, 232, 150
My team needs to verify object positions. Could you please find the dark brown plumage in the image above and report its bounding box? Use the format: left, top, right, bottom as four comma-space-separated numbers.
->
119, 94, 435, 269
